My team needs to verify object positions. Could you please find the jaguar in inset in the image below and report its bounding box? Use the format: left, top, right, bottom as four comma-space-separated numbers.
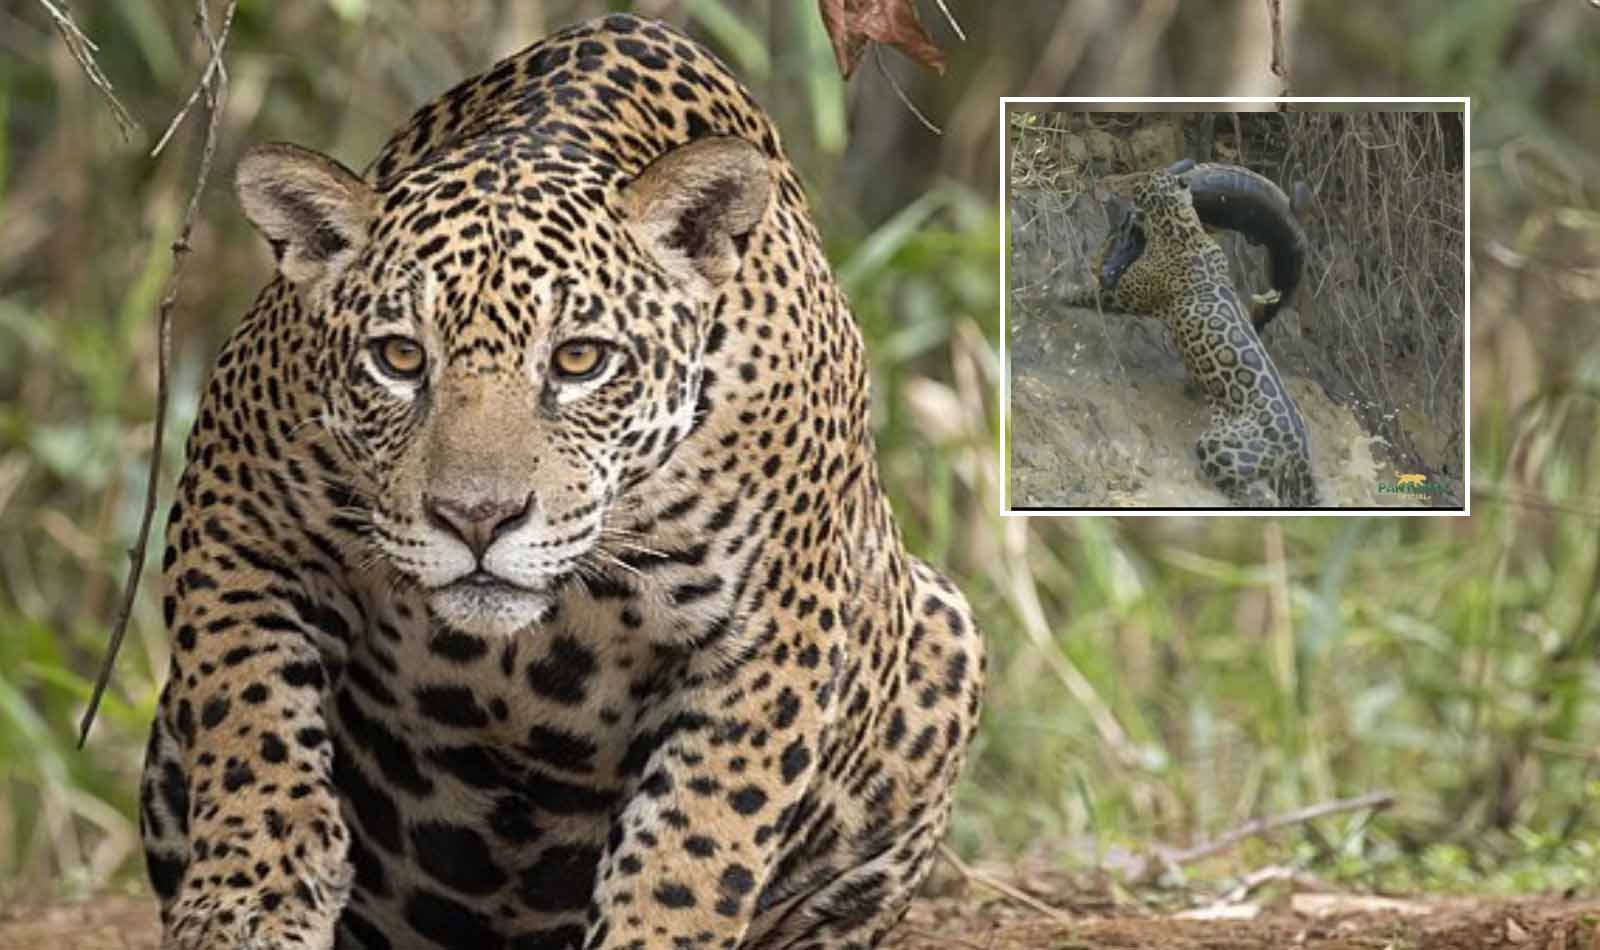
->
139, 14, 985, 950
1096, 160, 1308, 334
1065, 162, 1318, 507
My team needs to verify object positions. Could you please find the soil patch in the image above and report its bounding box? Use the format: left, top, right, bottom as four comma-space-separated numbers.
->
894, 894, 1600, 950
5, 894, 1598, 950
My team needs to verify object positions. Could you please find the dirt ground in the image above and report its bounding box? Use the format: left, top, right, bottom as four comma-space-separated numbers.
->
4, 893, 1598, 950
896, 887, 1600, 950
1006, 300, 1414, 509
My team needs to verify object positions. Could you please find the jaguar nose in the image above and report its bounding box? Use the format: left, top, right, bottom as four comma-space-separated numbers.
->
425, 493, 532, 560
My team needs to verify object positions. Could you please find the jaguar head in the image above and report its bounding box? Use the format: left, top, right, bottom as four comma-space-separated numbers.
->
236, 135, 772, 636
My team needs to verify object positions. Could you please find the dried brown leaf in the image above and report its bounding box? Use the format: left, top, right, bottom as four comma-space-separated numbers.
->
818, 0, 946, 79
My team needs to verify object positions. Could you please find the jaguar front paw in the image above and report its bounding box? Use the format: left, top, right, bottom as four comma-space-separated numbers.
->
162, 884, 344, 950
159, 806, 353, 950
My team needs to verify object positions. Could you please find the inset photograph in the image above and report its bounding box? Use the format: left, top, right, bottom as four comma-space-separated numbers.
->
1003, 106, 1467, 513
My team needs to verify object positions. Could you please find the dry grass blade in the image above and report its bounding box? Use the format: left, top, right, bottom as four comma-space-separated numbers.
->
78, 0, 240, 747
998, 519, 1142, 769
34, 0, 141, 142
937, 844, 1077, 927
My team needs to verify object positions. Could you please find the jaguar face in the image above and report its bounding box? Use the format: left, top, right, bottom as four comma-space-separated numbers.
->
1132, 170, 1195, 230
236, 135, 772, 635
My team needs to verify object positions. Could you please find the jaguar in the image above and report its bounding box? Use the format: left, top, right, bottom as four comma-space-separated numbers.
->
139, 14, 985, 950
1065, 162, 1319, 507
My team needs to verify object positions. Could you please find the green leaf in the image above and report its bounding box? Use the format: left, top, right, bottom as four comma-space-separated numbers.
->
797, 0, 846, 155
686, 0, 770, 80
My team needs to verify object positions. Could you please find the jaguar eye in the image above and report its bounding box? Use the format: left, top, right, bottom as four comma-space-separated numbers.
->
372, 336, 427, 380
551, 340, 609, 381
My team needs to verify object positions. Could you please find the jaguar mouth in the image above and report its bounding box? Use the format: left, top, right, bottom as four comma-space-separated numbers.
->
427, 570, 554, 635
455, 569, 526, 590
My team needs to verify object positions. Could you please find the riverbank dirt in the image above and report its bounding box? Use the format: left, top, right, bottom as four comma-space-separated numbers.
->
5, 892, 1597, 950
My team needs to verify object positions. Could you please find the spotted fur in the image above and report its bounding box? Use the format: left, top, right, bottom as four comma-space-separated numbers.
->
139, 15, 985, 950
1066, 169, 1318, 507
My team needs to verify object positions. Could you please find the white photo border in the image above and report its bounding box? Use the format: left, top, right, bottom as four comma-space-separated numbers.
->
997, 97, 1472, 518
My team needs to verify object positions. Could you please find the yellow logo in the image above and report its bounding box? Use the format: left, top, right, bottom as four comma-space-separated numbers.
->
1378, 472, 1446, 496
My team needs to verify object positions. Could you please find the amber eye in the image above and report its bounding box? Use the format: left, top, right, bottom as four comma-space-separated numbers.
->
551, 340, 609, 381
371, 336, 427, 380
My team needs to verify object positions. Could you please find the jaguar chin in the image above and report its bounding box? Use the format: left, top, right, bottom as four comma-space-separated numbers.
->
426, 571, 554, 636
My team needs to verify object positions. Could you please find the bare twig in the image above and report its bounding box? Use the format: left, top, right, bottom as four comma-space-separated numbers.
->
931, 0, 967, 42
1218, 864, 1331, 904
1163, 791, 1396, 867
937, 844, 1077, 928
150, 2, 238, 158
873, 45, 941, 135
34, 0, 141, 142
79, 0, 239, 747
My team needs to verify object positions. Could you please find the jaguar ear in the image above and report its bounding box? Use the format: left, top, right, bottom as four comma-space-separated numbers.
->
621, 136, 772, 289
236, 143, 376, 288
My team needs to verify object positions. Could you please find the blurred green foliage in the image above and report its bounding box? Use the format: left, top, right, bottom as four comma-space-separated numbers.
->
2, 0, 1600, 906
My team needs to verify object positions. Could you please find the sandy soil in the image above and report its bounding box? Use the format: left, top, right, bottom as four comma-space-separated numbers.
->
896, 894, 1600, 950
1007, 300, 1412, 509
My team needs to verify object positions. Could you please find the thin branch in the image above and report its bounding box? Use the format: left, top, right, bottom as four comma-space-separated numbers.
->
931, 0, 966, 42
150, 2, 238, 158
79, 0, 239, 747
1164, 791, 1396, 867
1217, 864, 1330, 905
873, 45, 941, 136
34, 0, 141, 142
937, 844, 1077, 928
